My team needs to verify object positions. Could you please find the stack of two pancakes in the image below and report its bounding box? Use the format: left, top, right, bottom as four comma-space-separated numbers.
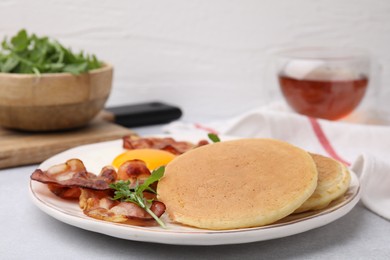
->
157, 139, 351, 230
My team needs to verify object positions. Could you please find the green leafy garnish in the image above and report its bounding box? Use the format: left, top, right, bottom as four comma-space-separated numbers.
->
109, 166, 166, 228
208, 133, 221, 143
0, 29, 102, 75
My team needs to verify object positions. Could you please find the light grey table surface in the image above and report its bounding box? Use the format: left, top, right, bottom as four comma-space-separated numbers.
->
1, 125, 389, 260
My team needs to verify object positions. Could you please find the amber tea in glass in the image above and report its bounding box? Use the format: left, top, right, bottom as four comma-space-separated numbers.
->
276, 48, 370, 120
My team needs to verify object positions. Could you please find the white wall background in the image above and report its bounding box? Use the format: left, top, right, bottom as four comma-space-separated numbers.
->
1, 0, 389, 121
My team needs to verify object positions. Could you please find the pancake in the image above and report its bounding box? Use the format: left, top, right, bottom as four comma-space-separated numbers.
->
157, 138, 318, 230
295, 153, 351, 213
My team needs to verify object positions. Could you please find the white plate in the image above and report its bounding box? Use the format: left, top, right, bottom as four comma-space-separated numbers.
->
29, 135, 361, 246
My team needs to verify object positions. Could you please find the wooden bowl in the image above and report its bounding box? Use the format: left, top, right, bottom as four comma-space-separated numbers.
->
0, 64, 113, 131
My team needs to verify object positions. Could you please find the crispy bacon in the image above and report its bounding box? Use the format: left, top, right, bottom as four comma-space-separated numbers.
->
117, 159, 151, 186
80, 189, 165, 222
111, 201, 165, 220
31, 159, 117, 195
122, 134, 209, 155
31, 158, 167, 225
47, 184, 81, 200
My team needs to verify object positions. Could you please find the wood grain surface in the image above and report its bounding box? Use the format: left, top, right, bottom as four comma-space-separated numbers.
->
0, 113, 133, 169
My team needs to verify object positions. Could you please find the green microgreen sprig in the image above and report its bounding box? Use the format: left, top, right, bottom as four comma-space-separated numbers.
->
208, 133, 221, 143
109, 166, 166, 228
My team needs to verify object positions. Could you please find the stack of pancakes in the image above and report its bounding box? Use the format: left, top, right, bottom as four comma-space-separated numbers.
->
157, 138, 350, 230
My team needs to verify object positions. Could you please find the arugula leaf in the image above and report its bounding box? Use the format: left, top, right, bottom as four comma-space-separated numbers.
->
63, 62, 88, 74
1, 38, 9, 50
1, 56, 18, 72
208, 133, 221, 143
0, 29, 102, 75
138, 166, 165, 193
10, 29, 28, 52
109, 166, 166, 228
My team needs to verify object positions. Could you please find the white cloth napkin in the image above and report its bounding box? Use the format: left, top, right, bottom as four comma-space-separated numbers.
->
164, 103, 390, 220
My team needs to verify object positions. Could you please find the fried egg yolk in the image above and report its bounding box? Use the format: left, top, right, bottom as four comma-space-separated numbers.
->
112, 149, 176, 170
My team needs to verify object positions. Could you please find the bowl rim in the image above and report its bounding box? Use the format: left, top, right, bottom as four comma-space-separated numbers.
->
0, 63, 113, 78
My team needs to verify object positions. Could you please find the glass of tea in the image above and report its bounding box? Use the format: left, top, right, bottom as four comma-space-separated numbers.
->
276, 47, 370, 120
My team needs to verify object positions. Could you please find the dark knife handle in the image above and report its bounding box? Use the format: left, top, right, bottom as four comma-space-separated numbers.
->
104, 102, 182, 127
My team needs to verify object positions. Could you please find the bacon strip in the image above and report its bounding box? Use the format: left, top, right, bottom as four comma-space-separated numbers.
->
80, 189, 166, 222
31, 158, 166, 223
30, 159, 117, 192
123, 134, 209, 155
117, 159, 151, 186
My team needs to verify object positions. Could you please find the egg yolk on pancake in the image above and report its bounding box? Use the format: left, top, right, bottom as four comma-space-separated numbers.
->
112, 149, 176, 170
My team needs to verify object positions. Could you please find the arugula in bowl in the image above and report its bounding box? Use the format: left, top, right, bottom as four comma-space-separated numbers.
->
0, 29, 102, 75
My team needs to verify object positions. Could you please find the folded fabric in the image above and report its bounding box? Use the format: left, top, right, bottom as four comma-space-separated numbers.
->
351, 154, 390, 220
164, 103, 390, 221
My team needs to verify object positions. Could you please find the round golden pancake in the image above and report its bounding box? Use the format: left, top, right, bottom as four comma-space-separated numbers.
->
157, 138, 318, 230
295, 153, 351, 213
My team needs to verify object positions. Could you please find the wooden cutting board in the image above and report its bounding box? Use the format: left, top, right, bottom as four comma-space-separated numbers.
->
0, 112, 134, 169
